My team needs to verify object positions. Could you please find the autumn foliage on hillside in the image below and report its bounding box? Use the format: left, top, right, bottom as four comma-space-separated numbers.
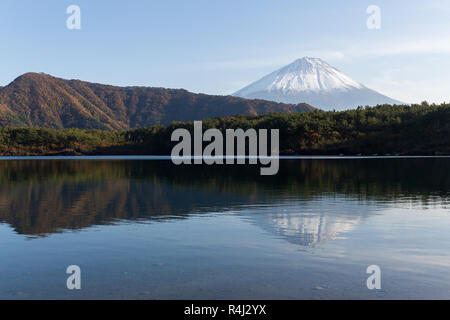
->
0, 73, 315, 130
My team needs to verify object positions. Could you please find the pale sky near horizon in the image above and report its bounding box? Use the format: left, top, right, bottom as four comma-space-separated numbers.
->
1, 0, 450, 104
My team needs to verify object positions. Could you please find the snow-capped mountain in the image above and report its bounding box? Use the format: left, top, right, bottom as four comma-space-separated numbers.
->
233, 57, 402, 110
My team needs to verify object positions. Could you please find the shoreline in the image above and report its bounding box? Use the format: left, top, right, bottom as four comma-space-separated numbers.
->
0, 155, 449, 160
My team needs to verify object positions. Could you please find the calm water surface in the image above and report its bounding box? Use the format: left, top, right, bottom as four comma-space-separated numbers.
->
0, 158, 449, 299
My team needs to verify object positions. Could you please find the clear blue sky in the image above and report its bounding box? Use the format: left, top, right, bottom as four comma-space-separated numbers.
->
1, 0, 450, 103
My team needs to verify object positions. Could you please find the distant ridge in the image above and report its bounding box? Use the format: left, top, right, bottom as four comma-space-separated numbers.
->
234, 57, 403, 111
0, 73, 316, 130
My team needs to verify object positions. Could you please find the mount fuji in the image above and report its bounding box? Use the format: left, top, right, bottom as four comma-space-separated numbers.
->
233, 57, 402, 111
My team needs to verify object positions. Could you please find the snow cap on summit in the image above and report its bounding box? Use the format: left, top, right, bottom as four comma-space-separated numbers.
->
234, 57, 402, 110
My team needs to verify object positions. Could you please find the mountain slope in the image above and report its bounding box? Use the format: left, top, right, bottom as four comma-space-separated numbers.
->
233, 57, 402, 110
0, 73, 316, 130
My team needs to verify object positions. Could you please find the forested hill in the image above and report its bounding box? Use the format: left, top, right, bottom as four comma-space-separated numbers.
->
0, 73, 315, 130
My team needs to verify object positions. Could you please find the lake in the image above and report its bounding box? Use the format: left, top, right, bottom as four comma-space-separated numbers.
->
0, 157, 449, 299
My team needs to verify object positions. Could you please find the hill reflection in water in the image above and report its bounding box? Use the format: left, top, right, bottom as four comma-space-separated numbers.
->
0, 158, 448, 245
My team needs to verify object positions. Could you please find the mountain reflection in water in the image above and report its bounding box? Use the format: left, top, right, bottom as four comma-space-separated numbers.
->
0, 159, 448, 247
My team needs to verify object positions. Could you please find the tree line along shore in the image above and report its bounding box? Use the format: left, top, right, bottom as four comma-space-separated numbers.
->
0, 103, 448, 156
